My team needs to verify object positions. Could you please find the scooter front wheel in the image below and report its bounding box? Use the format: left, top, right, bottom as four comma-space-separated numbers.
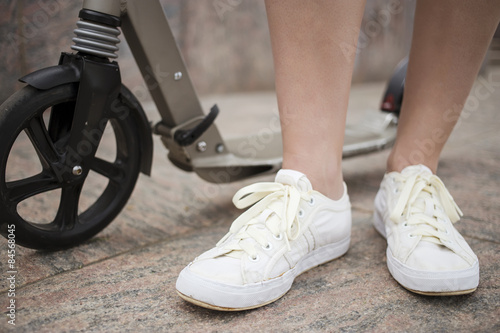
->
0, 83, 142, 250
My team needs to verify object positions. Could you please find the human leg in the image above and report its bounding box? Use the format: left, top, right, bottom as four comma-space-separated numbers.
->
388, 0, 500, 173
266, 0, 366, 200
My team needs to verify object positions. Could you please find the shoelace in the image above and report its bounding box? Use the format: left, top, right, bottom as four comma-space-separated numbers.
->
390, 172, 463, 245
217, 182, 312, 260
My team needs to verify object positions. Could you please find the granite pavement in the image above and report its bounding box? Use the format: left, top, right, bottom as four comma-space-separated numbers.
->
0, 68, 499, 332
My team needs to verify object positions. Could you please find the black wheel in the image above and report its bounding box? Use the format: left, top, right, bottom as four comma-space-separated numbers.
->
0, 83, 142, 250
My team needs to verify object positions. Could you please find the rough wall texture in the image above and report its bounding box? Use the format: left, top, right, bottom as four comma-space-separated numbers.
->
0, 0, 415, 104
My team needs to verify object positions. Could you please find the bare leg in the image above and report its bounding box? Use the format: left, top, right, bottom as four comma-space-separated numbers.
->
265, 0, 366, 199
388, 0, 500, 173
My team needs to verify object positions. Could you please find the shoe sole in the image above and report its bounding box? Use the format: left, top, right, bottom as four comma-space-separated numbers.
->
373, 209, 479, 295
176, 290, 283, 312
176, 236, 350, 311
404, 287, 476, 296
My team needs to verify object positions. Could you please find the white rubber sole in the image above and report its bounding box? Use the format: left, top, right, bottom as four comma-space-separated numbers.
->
373, 209, 479, 295
176, 236, 350, 311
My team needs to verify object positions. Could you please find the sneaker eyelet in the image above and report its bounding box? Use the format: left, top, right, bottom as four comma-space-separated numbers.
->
273, 233, 283, 241
262, 243, 272, 251
403, 222, 408, 227
309, 197, 315, 206
394, 188, 399, 194
298, 209, 305, 218
249, 254, 260, 262
408, 233, 416, 238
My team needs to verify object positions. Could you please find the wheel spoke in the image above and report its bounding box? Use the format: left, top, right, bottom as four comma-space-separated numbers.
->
90, 157, 125, 185
52, 184, 82, 230
6, 173, 59, 204
25, 116, 60, 170
47, 102, 75, 144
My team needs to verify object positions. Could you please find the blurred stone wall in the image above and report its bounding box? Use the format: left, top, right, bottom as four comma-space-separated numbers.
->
0, 0, 415, 104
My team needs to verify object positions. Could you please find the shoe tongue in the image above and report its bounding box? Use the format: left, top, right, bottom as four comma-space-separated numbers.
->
275, 169, 312, 192
401, 164, 433, 177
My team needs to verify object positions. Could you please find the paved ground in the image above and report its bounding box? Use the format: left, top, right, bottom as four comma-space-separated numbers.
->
1, 67, 499, 332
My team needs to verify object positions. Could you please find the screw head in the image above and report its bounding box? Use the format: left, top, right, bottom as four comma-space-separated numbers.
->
196, 141, 207, 152
216, 144, 224, 153
174, 72, 183, 81
72, 165, 83, 176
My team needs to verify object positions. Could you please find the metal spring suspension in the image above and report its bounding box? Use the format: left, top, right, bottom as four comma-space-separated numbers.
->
71, 20, 121, 59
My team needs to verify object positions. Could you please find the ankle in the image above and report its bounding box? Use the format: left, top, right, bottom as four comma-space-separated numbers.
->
281, 164, 344, 200
386, 150, 438, 174
310, 176, 345, 201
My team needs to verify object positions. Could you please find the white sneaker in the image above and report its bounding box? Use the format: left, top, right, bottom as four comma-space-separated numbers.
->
176, 169, 351, 310
373, 164, 479, 295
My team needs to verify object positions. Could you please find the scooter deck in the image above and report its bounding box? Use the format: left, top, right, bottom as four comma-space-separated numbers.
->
193, 111, 397, 183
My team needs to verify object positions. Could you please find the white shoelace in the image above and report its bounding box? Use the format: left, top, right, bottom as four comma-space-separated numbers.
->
217, 182, 312, 260
390, 172, 463, 245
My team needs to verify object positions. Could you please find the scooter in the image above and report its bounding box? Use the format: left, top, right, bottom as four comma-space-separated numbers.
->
0, 0, 406, 250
